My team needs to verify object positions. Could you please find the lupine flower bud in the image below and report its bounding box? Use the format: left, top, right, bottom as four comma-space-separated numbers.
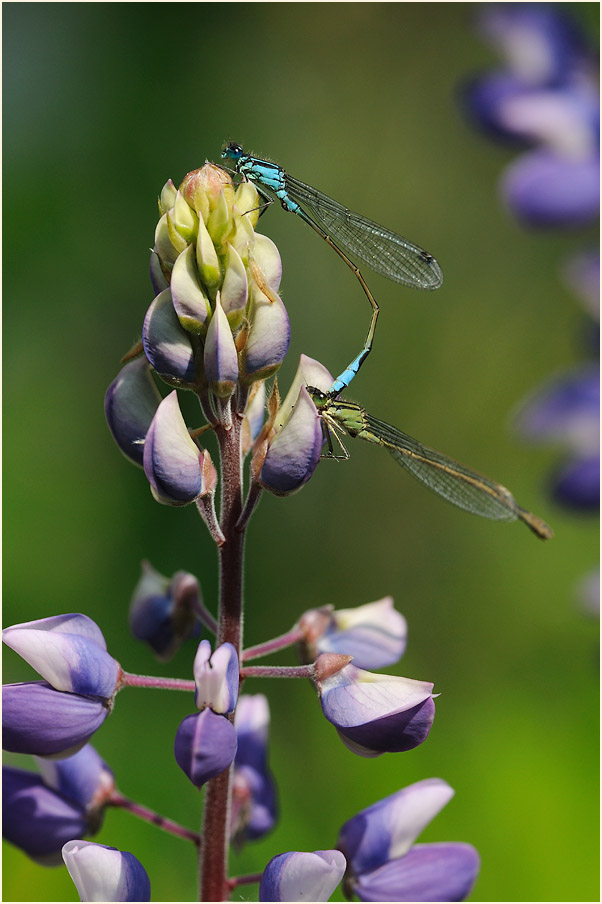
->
142, 289, 196, 387
174, 709, 237, 789
170, 244, 210, 334
193, 640, 239, 714
62, 840, 151, 902
259, 850, 347, 902
129, 561, 202, 661
3, 745, 114, 864
315, 659, 435, 757
240, 275, 290, 384
3, 615, 119, 757
104, 358, 162, 467
231, 694, 277, 846
3, 614, 119, 698
203, 294, 239, 398
259, 386, 323, 496
180, 163, 233, 223
338, 779, 480, 902
299, 597, 407, 670
220, 243, 248, 322
2, 681, 109, 757
143, 391, 207, 506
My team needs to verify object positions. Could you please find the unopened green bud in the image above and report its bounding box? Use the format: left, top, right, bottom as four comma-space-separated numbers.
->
207, 189, 233, 248
171, 245, 210, 334
171, 190, 198, 245
221, 244, 248, 328
181, 164, 233, 223
159, 179, 177, 216
234, 182, 260, 229
154, 212, 181, 276
196, 215, 221, 296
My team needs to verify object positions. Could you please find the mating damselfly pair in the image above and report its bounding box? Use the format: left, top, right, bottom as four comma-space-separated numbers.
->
221, 143, 551, 540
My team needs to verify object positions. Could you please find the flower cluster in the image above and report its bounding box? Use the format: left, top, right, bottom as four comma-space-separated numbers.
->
3, 156, 480, 902
462, 2, 599, 611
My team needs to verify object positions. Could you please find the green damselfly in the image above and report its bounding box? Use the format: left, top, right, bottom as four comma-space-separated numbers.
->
309, 388, 553, 540
221, 143, 442, 395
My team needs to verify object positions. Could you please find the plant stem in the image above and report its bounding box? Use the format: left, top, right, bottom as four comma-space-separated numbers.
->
119, 673, 195, 692
240, 664, 314, 680
199, 412, 245, 902
109, 792, 201, 845
242, 626, 306, 662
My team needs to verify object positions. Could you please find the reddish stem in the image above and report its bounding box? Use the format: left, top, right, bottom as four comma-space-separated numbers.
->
109, 792, 201, 845
119, 673, 195, 692
199, 413, 245, 902
240, 664, 315, 680
242, 626, 306, 662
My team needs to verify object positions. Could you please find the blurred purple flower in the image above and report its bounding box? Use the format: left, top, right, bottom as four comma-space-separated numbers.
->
338, 779, 480, 902
129, 561, 202, 661
463, 3, 599, 228
62, 839, 150, 902
231, 694, 277, 846
514, 363, 599, 511
3, 745, 114, 864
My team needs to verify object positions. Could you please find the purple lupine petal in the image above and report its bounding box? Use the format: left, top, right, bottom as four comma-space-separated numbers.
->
314, 597, 407, 670
353, 842, 480, 902
3, 615, 119, 698
338, 779, 455, 874
171, 244, 210, 334
232, 763, 278, 843
193, 640, 239, 714
143, 391, 205, 505
2, 682, 108, 757
234, 694, 270, 770
2, 766, 89, 863
105, 358, 162, 467
62, 840, 151, 902
35, 743, 114, 811
232, 694, 277, 844
501, 148, 600, 228
552, 453, 600, 510
318, 664, 435, 756
204, 294, 239, 397
149, 249, 169, 295
514, 364, 599, 452
129, 562, 201, 661
242, 283, 290, 382
142, 288, 196, 386
174, 709, 238, 788
260, 850, 347, 902
260, 386, 323, 496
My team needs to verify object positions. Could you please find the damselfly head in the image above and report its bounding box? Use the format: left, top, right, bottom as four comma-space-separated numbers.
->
222, 142, 244, 162
306, 386, 328, 408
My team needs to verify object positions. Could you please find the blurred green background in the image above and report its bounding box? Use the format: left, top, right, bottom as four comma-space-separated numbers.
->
3, 3, 599, 902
